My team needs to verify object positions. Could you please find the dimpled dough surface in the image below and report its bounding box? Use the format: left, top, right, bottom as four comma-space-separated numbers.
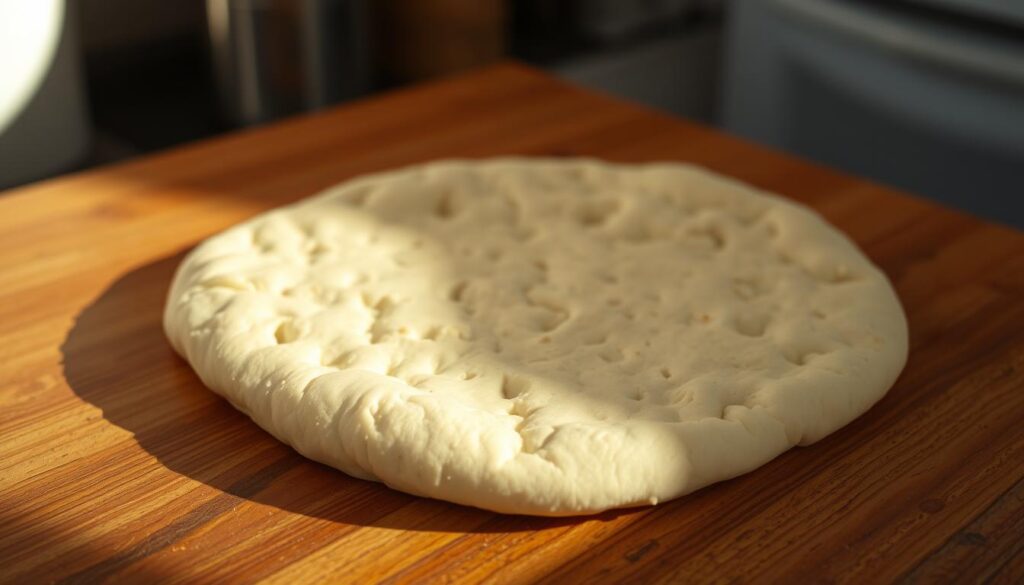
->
164, 158, 908, 516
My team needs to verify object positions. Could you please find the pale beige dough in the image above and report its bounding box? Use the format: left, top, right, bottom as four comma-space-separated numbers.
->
164, 158, 908, 515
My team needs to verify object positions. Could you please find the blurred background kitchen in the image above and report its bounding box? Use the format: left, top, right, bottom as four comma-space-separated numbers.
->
2, 0, 1022, 227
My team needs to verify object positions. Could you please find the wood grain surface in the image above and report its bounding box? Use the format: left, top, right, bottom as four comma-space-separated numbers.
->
2, 63, 1023, 584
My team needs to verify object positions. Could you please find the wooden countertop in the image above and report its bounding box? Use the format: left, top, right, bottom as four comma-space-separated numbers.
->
2, 63, 1023, 584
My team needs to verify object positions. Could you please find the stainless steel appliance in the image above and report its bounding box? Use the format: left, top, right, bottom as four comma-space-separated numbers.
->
723, 0, 1024, 227
206, 0, 370, 126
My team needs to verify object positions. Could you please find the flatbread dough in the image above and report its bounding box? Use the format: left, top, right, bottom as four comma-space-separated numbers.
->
164, 158, 908, 515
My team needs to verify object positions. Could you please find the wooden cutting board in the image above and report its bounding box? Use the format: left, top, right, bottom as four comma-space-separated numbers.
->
2, 63, 1023, 584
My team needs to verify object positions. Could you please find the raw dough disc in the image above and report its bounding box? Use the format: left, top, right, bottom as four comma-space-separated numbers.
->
164, 158, 908, 516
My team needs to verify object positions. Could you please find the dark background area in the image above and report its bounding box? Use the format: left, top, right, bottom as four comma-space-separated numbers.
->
3, 0, 1023, 227
80, 0, 722, 163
